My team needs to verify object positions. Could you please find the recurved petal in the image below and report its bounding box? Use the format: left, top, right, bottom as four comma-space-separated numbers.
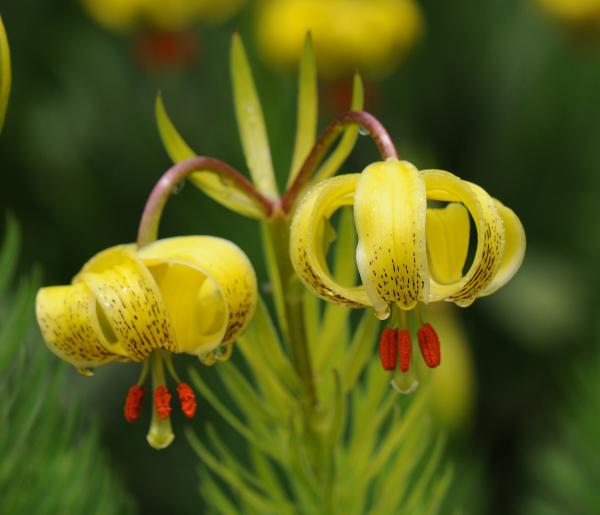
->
75, 246, 178, 361
137, 236, 257, 356
36, 282, 126, 371
354, 159, 428, 317
290, 175, 371, 308
424, 171, 505, 306
426, 203, 470, 284
478, 200, 525, 297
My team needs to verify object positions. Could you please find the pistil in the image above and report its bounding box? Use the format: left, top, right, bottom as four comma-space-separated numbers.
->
147, 352, 175, 449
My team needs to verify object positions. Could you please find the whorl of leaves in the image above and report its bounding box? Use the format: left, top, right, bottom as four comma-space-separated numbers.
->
0, 216, 135, 515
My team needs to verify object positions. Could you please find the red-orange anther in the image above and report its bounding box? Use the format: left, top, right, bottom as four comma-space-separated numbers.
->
154, 385, 172, 419
177, 383, 197, 419
379, 328, 398, 371
417, 323, 441, 368
124, 385, 146, 423
398, 329, 411, 373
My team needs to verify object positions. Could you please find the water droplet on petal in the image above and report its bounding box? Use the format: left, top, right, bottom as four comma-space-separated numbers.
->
375, 305, 391, 321
390, 370, 419, 395
77, 367, 94, 377
358, 127, 369, 136
199, 350, 217, 366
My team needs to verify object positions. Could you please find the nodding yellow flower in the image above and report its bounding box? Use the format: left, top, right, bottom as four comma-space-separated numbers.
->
36, 236, 257, 449
535, 0, 600, 27
82, 0, 246, 32
255, 0, 422, 79
290, 159, 525, 374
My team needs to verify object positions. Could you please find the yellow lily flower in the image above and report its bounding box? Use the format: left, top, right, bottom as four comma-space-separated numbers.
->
290, 158, 525, 373
36, 236, 257, 449
82, 0, 247, 32
255, 0, 422, 79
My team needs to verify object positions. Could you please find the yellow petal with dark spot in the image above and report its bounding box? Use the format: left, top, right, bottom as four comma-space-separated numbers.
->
478, 200, 525, 296
290, 174, 370, 308
137, 236, 257, 356
75, 246, 177, 361
355, 159, 428, 317
424, 171, 505, 306
426, 203, 470, 284
35, 282, 126, 370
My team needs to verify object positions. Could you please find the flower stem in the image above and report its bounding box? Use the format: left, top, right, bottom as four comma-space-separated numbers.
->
137, 156, 275, 247
263, 217, 317, 407
281, 110, 398, 212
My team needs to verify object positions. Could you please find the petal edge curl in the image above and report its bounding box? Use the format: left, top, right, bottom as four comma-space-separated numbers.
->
290, 175, 370, 308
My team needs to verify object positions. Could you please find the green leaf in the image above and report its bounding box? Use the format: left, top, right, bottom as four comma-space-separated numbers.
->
218, 360, 276, 423
0, 213, 21, 297
200, 473, 241, 515
0, 271, 39, 374
314, 73, 364, 181
155, 94, 267, 219
0, 16, 10, 134
188, 368, 278, 459
316, 208, 357, 374
186, 428, 278, 514
238, 295, 297, 397
340, 310, 378, 391
230, 34, 278, 198
287, 34, 318, 187
0, 219, 134, 514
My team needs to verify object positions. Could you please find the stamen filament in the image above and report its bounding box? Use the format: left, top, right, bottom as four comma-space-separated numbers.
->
136, 358, 150, 386
164, 352, 182, 383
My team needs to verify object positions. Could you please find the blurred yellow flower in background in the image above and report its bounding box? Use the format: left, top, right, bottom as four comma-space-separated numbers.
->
255, 0, 423, 79
0, 16, 11, 134
535, 0, 600, 27
82, 0, 247, 32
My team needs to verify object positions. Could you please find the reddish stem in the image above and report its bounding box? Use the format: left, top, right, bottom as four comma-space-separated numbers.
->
281, 110, 398, 213
137, 156, 274, 247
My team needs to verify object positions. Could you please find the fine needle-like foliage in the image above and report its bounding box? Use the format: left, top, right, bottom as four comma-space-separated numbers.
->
187, 209, 454, 514
150, 34, 468, 514
0, 217, 135, 515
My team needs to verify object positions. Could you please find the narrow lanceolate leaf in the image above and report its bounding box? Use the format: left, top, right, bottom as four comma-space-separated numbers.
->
0, 214, 20, 296
155, 95, 267, 219
230, 34, 278, 198
287, 34, 317, 187
0, 16, 11, 134
314, 73, 364, 181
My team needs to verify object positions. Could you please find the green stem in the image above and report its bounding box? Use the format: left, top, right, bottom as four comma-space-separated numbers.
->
263, 217, 317, 408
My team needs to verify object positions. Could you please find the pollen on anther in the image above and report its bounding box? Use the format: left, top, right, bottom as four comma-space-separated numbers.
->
417, 323, 441, 368
398, 330, 411, 373
379, 328, 397, 371
154, 385, 172, 419
124, 385, 146, 423
177, 383, 197, 418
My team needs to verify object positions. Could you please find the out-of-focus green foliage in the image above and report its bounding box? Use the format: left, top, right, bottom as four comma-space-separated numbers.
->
187, 209, 455, 514
0, 217, 135, 515
521, 348, 600, 515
